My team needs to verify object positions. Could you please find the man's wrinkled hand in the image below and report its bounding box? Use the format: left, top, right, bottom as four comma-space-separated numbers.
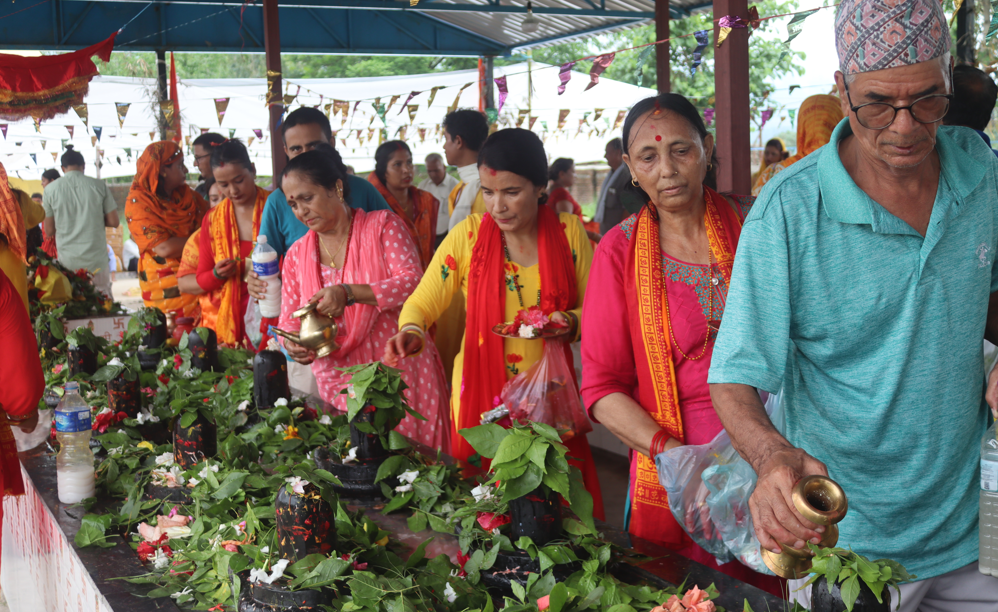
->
749, 447, 828, 554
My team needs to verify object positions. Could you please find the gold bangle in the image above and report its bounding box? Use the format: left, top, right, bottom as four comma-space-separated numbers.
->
7, 410, 36, 423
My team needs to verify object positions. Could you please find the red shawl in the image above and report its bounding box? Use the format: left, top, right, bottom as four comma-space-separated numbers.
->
454, 205, 577, 460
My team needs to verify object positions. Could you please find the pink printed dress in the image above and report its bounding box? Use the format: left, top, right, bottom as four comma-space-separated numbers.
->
278, 209, 451, 453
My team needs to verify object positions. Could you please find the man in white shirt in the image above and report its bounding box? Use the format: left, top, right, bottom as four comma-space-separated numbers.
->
417, 153, 459, 248
442, 109, 490, 231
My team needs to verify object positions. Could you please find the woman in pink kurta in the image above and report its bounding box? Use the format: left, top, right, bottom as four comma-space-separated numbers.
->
277, 146, 450, 452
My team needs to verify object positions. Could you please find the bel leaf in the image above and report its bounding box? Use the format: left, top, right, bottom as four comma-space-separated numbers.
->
459, 423, 509, 459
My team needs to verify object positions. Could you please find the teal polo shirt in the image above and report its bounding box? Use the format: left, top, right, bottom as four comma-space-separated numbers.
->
258, 174, 389, 257
708, 120, 998, 579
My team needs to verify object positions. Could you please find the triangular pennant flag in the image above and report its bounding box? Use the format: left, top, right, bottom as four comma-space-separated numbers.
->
149, 131, 156, 141
394, 126, 404, 138
385, 95, 400, 115
529, 116, 538, 130
253, 129, 263, 139
584, 54, 615, 91
690, 30, 710, 77
29, 153, 36, 164
200, 127, 209, 134
407, 105, 418, 124
66, 125, 74, 138
61, 139, 68, 149
485, 108, 498, 125
52, 152, 58, 162
494, 76, 509, 114
558, 61, 576, 95
73, 104, 88, 127
716, 15, 747, 48
449, 83, 473, 115
0, 125, 6, 139
399, 126, 407, 141
323, 102, 332, 117
613, 110, 626, 131
759, 108, 774, 129
283, 93, 296, 105
94, 126, 103, 141
115, 103, 130, 128
747, 5, 761, 28
372, 101, 387, 126
582, 111, 591, 125
341, 138, 348, 148
789, 84, 800, 95
778, 9, 818, 62
704, 108, 715, 127
427, 86, 441, 108
248, 136, 255, 147
516, 109, 528, 128
91, 136, 97, 146
32, 118, 41, 133
593, 109, 604, 122
788, 108, 797, 123
228, 129, 236, 139
418, 127, 427, 142
184, 136, 191, 147
160, 101, 175, 126
635, 46, 655, 87
40, 140, 46, 150
399, 91, 421, 114
558, 109, 570, 129
214, 98, 230, 126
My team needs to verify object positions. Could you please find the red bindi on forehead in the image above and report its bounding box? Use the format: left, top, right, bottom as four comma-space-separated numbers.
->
488, 168, 497, 176
655, 135, 662, 142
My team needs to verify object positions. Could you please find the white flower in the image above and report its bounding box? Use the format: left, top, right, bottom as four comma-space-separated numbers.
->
342, 447, 358, 464
471, 484, 496, 503
319, 414, 332, 425
398, 470, 419, 485
444, 582, 457, 603
274, 398, 288, 407
347, 385, 356, 399
182, 369, 196, 379
188, 477, 200, 487
97, 406, 112, 417
170, 587, 192, 600
249, 558, 290, 584
218, 524, 227, 532
107, 446, 123, 456
285, 476, 307, 495
235, 522, 245, 536
198, 464, 219, 478
107, 357, 124, 367
151, 547, 170, 570
518, 325, 537, 339
169, 465, 184, 485
136, 409, 160, 424
261, 546, 269, 554
394, 483, 413, 493
164, 525, 192, 538
274, 424, 287, 435
237, 400, 250, 412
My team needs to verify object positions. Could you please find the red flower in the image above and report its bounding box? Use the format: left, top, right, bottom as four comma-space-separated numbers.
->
504, 262, 518, 274
476, 512, 511, 531
444, 254, 457, 271
341, 553, 368, 571
225, 375, 236, 385
173, 354, 183, 370
455, 550, 469, 578
94, 409, 128, 433
37, 265, 49, 279
506, 353, 523, 364
157, 374, 170, 386
303, 406, 318, 421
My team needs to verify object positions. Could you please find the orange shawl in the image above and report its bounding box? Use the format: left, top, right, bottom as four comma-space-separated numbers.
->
624, 187, 743, 545
367, 173, 439, 267
125, 141, 208, 315
752, 95, 844, 195
0, 163, 26, 262
205, 186, 266, 345
176, 229, 214, 329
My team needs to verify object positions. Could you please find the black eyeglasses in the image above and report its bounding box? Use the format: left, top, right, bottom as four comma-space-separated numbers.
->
193, 152, 212, 162
844, 80, 952, 130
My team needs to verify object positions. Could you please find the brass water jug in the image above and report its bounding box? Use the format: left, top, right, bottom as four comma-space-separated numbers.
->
271, 303, 339, 358
761, 475, 848, 579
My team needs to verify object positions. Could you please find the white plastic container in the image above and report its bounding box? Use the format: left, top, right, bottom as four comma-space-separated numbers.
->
252, 235, 282, 318
980, 421, 998, 576
54, 382, 95, 504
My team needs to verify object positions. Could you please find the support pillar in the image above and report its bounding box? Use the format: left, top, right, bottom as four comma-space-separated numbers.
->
955, 0, 976, 65
655, 0, 670, 93
483, 56, 495, 110
155, 50, 168, 141
712, 0, 751, 194
263, 0, 285, 180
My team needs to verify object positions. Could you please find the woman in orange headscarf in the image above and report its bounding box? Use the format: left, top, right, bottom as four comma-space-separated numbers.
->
195, 140, 269, 346
367, 141, 438, 267
751, 95, 844, 196
126, 141, 209, 316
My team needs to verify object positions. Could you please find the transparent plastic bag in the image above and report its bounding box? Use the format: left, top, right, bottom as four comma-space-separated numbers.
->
500, 341, 592, 438
654, 390, 784, 573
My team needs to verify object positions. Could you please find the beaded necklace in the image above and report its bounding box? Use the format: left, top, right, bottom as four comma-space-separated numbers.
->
502, 234, 541, 308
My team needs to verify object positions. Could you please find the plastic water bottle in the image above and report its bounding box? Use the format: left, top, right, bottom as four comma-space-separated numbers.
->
980, 421, 998, 576
55, 382, 95, 504
253, 235, 282, 318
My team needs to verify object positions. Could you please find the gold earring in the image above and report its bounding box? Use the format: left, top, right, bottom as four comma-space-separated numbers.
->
708, 163, 713, 171
337, 188, 344, 201
631, 178, 639, 186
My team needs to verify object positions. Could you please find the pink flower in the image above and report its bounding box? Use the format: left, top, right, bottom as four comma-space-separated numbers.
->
138, 522, 165, 542
476, 512, 511, 531
519, 306, 549, 328
223, 543, 239, 553
537, 595, 550, 611
141, 387, 156, 397
681, 586, 709, 609
52, 364, 64, 374
156, 514, 189, 529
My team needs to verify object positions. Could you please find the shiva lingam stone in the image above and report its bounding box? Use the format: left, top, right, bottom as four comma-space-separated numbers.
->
761, 475, 848, 580
271, 303, 339, 358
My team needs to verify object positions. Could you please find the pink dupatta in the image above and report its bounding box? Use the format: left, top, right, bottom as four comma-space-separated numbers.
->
297, 209, 390, 357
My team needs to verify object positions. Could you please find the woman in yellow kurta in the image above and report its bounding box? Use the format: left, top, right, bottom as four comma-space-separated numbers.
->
386, 128, 604, 519
0, 163, 45, 311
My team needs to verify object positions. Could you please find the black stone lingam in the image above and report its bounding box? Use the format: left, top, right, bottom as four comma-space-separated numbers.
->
67, 345, 98, 377
107, 376, 140, 418
187, 328, 218, 372
274, 482, 336, 560
137, 310, 167, 371
253, 350, 290, 409
173, 413, 217, 469
812, 576, 891, 612
313, 406, 389, 505
237, 577, 331, 612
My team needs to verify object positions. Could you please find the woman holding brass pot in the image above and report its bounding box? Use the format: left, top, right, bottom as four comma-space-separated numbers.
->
275, 145, 450, 451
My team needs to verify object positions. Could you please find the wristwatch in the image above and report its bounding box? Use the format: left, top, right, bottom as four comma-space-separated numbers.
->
339, 283, 356, 307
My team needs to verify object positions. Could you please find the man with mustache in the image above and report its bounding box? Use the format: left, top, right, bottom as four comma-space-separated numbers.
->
708, 0, 998, 608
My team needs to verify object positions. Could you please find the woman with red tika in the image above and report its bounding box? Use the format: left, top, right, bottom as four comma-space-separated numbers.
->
367, 141, 439, 268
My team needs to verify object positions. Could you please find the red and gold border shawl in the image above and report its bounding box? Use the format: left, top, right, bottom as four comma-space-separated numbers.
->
206, 186, 266, 345
623, 186, 743, 544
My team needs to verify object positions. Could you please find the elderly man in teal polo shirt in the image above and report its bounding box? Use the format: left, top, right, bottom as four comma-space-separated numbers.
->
708, 0, 998, 608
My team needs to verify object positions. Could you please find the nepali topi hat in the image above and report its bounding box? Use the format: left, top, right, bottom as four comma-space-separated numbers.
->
835, 0, 951, 74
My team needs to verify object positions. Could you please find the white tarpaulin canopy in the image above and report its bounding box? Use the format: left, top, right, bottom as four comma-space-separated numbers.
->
0, 62, 655, 181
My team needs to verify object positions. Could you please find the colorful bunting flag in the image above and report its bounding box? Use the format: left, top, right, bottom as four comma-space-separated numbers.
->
283, 94, 296, 106
407, 105, 418, 124
73, 104, 88, 127
418, 127, 427, 142
987, 0, 998, 42
94, 126, 103, 141
585, 53, 615, 91
29, 153, 36, 165
115, 103, 130, 128
788, 109, 797, 123
149, 131, 156, 141
788, 84, 800, 94
485, 108, 498, 125
214, 98, 230, 126
691, 30, 710, 77
373, 101, 387, 127
449, 83, 473, 115
759, 108, 774, 128
52, 152, 58, 162
426, 86, 441, 108
399, 91, 421, 114
516, 109, 528, 127
323, 102, 333, 117
558, 109, 570, 129
253, 129, 263, 139
558, 61, 576, 95
716, 15, 747, 48
778, 9, 818, 62
32, 117, 41, 133
91, 136, 97, 146
529, 117, 538, 130
40, 140, 46, 150
385, 95, 400, 115
0, 125, 6, 139
613, 110, 625, 131
494, 76, 508, 114
635, 46, 654, 87
200, 127, 209, 134
704, 108, 715, 127
184, 136, 191, 147
229, 128, 236, 139
65, 125, 73, 138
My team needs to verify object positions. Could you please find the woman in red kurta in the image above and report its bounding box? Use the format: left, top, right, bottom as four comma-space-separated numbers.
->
547, 158, 583, 221
580, 95, 781, 595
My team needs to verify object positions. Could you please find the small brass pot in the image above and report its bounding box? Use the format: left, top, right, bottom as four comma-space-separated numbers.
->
271, 303, 339, 359
761, 475, 848, 579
